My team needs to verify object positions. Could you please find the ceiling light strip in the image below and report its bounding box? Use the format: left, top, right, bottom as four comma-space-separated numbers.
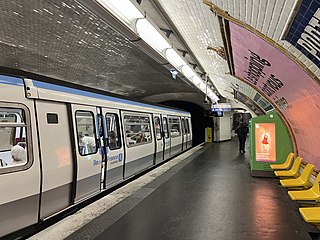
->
96, 0, 219, 102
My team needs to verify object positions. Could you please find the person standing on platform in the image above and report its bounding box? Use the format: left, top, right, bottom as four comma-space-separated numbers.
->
236, 120, 249, 153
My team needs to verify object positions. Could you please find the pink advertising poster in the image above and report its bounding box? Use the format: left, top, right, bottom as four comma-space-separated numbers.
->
255, 123, 276, 162
230, 22, 320, 169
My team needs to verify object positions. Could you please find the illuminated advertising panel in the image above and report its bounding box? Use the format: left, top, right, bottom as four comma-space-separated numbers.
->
255, 123, 276, 162
230, 22, 320, 169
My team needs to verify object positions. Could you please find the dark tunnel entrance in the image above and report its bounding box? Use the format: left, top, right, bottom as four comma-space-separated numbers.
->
161, 101, 213, 146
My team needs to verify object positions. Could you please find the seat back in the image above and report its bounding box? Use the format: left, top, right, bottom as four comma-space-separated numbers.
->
291, 157, 303, 175
311, 173, 320, 193
283, 152, 295, 168
299, 164, 314, 183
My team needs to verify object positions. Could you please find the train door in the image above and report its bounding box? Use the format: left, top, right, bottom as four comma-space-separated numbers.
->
162, 115, 170, 161
186, 117, 192, 148
71, 104, 102, 202
169, 116, 183, 156
153, 115, 163, 164
101, 108, 124, 188
181, 118, 187, 151
36, 101, 73, 219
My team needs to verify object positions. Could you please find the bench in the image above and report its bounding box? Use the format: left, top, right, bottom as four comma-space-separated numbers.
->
288, 173, 320, 202
280, 164, 314, 189
270, 152, 294, 170
274, 157, 302, 178
299, 207, 320, 225
276, 162, 320, 228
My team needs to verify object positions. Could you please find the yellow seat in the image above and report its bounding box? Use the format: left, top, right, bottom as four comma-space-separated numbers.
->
280, 164, 314, 188
274, 157, 302, 178
299, 207, 320, 223
288, 173, 320, 201
270, 152, 294, 170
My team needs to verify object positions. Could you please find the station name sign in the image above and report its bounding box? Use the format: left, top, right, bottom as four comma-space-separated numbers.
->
211, 103, 231, 112
285, 0, 319, 67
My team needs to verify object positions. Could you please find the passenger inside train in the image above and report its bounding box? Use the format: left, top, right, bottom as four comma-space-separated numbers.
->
79, 133, 97, 155
11, 144, 27, 165
108, 131, 117, 149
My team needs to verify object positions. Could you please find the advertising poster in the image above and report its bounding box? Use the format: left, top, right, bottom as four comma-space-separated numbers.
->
255, 123, 276, 162
229, 21, 320, 169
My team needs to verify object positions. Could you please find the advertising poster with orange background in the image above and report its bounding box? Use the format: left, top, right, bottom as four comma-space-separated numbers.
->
255, 123, 276, 162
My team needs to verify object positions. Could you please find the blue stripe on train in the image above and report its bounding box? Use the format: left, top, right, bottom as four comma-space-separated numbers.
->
0, 75, 24, 86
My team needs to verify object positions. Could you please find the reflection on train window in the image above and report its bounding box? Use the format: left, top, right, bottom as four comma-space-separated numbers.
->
0, 108, 28, 168
124, 115, 151, 147
163, 117, 169, 139
106, 113, 121, 150
75, 111, 97, 156
154, 116, 162, 140
169, 117, 181, 138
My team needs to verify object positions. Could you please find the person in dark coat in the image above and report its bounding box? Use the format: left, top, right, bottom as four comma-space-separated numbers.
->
236, 120, 249, 153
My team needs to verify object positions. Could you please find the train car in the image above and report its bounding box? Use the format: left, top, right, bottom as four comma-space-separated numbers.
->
0, 74, 192, 238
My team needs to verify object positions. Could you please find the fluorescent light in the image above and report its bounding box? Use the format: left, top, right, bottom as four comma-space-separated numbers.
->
208, 90, 219, 101
199, 82, 206, 91
96, 0, 220, 103
192, 75, 203, 86
97, 0, 144, 25
182, 65, 195, 79
165, 48, 186, 69
136, 18, 171, 53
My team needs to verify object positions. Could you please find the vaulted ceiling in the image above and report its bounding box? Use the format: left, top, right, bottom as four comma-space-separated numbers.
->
0, 0, 318, 114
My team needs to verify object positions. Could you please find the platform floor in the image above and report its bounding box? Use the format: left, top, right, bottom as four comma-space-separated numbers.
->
32, 139, 319, 240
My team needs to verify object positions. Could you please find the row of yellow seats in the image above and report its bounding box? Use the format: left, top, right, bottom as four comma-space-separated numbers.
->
271, 153, 320, 227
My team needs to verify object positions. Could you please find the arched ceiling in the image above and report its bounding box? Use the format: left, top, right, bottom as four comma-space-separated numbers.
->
1, 0, 320, 166
0, 0, 318, 113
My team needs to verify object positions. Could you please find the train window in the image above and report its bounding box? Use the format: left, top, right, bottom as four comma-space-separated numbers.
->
105, 113, 121, 150
47, 113, 58, 124
163, 117, 169, 139
154, 116, 162, 140
124, 114, 152, 147
181, 119, 185, 134
0, 108, 28, 168
97, 114, 103, 136
185, 119, 190, 134
169, 117, 181, 138
75, 111, 97, 156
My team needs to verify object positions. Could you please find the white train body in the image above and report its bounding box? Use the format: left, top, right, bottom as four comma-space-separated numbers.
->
0, 74, 192, 238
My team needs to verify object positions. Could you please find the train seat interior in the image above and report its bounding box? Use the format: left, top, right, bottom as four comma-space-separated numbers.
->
279, 164, 314, 189
274, 157, 302, 178
270, 152, 294, 170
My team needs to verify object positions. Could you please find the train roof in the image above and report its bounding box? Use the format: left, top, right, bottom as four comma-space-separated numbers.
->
0, 71, 190, 116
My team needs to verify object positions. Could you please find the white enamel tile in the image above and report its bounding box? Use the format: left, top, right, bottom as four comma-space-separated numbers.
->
245, 0, 253, 25
154, 0, 318, 99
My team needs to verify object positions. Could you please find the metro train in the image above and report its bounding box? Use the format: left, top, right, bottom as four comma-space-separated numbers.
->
0, 73, 192, 238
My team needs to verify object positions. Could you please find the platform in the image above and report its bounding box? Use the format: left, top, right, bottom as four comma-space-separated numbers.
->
29, 139, 318, 240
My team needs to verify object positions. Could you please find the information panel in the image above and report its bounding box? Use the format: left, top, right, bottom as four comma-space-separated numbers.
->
255, 123, 276, 162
